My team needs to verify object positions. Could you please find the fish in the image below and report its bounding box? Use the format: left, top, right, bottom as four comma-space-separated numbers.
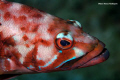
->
0, 0, 109, 80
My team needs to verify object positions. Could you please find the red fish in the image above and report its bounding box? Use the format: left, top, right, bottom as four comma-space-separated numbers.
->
0, 0, 109, 79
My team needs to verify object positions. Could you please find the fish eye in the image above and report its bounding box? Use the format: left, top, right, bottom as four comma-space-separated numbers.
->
67, 20, 82, 28
56, 32, 73, 49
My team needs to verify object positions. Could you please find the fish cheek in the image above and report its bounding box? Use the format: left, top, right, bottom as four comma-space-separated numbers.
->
52, 48, 76, 69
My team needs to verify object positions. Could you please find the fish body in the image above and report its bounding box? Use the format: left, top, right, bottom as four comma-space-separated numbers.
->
0, 0, 109, 79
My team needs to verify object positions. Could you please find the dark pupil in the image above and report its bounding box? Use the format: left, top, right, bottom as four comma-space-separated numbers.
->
60, 40, 70, 46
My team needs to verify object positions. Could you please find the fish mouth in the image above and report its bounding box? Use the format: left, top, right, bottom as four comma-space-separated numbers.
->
78, 48, 109, 68
60, 48, 109, 70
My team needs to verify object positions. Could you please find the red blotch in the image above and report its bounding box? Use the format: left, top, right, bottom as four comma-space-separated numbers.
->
30, 13, 42, 18
20, 27, 26, 31
23, 42, 48, 71
13, 15, 28, 26
3, 37, 16, 46
23, 49, 35, 69
36, 60, 45, 66
39, 39, 52, 46
4, 59, 10, 71
0, 32, 16, 47
47, 23, 56, 34
25, 44, 30, 48
22, 35, 29, 41
0, 1, 12, 10
32, 24, 39, 32
0, 46, 11, 59
18, 15, 27, 21
11, 49, 22, 61
0, 46, 22, 68
20, 5, 43, 19
20, 5, 33, 14
48, 17, 70, 35
0, 32, 21, 60
4, 12, 12, 20
0, 32, 4, 41
32, 43, 46, 70
0, 48, 7, 58
0, 33, 7, 57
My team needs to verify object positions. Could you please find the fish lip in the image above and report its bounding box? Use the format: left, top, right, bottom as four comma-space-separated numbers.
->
78, 48, 109, 68
89, 48, 109, 63
97, 48, 109, 60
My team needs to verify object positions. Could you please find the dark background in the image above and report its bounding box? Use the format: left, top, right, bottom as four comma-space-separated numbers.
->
7, 0, 120, 80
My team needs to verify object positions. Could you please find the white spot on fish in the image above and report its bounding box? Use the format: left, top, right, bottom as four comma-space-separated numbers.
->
57, 32, 73, 41
37, 45, 54, 61
73, 47, 85, 57
16, 45, 35, 64
37, 14, 53, 40
9, 3, 21, 11
69, 20, 82, 28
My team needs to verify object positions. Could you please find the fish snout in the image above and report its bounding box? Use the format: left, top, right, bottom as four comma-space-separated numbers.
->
71, 38, 109, 69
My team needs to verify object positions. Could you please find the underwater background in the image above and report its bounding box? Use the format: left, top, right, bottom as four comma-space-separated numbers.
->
7, 0, 120, 80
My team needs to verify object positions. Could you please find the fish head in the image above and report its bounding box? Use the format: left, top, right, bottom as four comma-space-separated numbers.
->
27, 19, 109, 72
48, 19, 110, 71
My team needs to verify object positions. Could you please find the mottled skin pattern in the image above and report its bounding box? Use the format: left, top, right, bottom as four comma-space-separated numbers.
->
0, 0, 109, 79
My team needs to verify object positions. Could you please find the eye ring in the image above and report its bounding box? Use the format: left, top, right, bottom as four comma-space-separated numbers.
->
56, 32, 73, 49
